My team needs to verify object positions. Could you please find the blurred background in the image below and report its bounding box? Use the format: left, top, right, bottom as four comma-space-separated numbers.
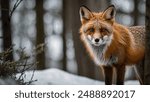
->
0, 0, 145, 82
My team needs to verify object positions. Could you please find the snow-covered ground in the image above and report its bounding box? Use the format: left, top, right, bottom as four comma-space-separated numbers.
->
17, 68, 139, 85
0, 78, 16, 85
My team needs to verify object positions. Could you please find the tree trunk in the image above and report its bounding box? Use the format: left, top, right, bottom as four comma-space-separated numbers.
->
144, 0, 150, 84
1, 0, 13, 61
71, 0, 96, 79
133, 0, 139, 25
62, 0, 67, 71
35, 0, 45, 70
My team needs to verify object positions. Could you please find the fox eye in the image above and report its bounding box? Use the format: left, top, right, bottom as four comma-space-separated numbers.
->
101, 28, 108, 33
89, 28, 94, 33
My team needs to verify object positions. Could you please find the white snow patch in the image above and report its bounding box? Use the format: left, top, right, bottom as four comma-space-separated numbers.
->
17, 68, 139, 85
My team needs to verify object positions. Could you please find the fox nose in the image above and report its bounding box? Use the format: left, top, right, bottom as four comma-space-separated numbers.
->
95, 38, 100, 43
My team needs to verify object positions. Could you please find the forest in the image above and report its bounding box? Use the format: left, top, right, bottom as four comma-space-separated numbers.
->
0, 0, 150, 85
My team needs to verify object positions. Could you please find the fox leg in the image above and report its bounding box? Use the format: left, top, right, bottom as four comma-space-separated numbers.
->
134, 67, 143, 85
115, 65, 126, 85
135, 60, 144, 85
103, 66, 113, 85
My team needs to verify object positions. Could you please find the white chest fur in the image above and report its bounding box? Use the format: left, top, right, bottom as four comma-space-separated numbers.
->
91, 45, 109, 65
90, 44, 117, 66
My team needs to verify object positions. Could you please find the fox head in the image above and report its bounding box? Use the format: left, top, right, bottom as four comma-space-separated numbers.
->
79, 5, 116, 47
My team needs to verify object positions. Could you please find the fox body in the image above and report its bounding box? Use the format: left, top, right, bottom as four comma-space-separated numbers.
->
79, 5, 145, 85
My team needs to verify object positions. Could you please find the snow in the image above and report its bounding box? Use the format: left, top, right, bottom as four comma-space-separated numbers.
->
0, 78, 16, 85
17, 68, 140, 85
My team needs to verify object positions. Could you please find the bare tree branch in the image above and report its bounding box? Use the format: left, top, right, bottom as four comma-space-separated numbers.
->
9, 0, 23, 20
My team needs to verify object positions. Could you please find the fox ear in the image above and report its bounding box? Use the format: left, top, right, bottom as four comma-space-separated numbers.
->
102, 5, 116, 20
79, 6, 93, 23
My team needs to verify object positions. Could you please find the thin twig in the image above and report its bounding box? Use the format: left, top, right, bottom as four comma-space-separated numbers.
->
27, 69, 37, 85
9, 0, 23, 19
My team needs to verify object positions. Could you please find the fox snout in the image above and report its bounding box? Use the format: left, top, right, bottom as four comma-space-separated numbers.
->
94, 38, 100, 43
87, 34, 112, 46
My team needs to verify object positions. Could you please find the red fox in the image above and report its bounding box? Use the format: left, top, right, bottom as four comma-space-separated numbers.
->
79, 5, 145, 85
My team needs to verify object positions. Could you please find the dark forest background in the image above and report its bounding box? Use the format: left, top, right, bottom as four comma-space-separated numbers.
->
1, 0, 149, 84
